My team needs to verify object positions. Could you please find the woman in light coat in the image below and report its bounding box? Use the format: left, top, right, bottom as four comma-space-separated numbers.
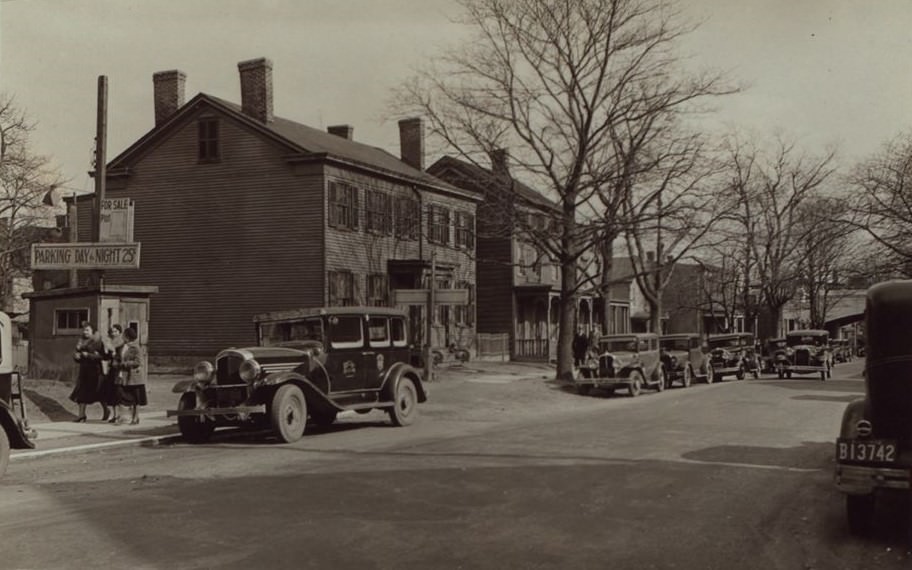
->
113, 327, 146, 424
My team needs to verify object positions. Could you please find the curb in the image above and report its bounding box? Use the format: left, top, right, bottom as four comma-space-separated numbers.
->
11, 432, 184, 462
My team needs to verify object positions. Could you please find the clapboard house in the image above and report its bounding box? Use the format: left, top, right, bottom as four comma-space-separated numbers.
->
428, 153, 604, 361
82, 58, 480, 362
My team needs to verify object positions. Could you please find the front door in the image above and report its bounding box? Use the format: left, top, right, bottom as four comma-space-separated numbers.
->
325, 314, 366, 393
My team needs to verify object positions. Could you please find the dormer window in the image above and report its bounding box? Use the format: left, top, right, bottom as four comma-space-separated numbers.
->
198, 117, 220, 162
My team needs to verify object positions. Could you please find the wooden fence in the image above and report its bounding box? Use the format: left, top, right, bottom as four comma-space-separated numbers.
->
476, 333, 510, 361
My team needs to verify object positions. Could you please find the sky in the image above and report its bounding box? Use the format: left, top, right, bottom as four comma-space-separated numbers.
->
1, 0, 911, 196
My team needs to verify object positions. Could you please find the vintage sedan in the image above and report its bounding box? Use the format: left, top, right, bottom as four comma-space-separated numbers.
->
781, 329, 831, 380
760, 337, 789, 374
706, 333, 760, 381
167, 307, 428, 443
574, 333, 666, 397
0, 311, 35, 478
660, 333, 709, 388
834, 281, 912, 535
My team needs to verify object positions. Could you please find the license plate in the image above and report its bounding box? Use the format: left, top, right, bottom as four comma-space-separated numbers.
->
836, 438, 898, 463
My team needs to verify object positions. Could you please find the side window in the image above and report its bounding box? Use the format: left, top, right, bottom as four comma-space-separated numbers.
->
55, 308, 90, 335
391, 317, 408, 347
639, 339, 649, 352
368, 317, 390, 348
329, 316, 363, 349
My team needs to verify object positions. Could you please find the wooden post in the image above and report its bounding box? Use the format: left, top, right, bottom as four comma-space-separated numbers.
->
93, 76, 108, 287
424, 251, 436, 382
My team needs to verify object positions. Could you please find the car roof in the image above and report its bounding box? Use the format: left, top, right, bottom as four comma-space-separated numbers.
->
660, 333, 700, 340
253, 306, 407, 323
598, 333, 658, 341
786, 329, 828, 336
709, 333, 753, 340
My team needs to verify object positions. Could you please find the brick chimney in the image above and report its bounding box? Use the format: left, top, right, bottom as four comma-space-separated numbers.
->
152, 69, 186, 126
398, 117, 425, 170
490, 148, 509, 178
328, 125, 353, 140
237, 57, 274, 123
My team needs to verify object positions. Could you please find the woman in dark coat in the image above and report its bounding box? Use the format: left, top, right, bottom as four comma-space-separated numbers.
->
101, 324, 124, 423
70, 321, 110, 422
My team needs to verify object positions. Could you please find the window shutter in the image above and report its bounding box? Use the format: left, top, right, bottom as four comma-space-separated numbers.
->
350, 186, 360, 229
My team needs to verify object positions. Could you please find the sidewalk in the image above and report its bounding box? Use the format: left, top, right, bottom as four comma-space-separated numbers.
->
11, 360, 556, 461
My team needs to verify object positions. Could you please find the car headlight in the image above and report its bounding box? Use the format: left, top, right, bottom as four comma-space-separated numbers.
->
239, 359, 262, 382
193, 361, 215, 382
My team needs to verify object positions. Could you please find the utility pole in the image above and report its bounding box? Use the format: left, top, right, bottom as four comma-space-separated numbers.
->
93, 76, 108, 287
424, 251, 436, 382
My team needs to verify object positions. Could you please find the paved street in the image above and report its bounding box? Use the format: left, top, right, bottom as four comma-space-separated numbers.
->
3, 359, 909, 569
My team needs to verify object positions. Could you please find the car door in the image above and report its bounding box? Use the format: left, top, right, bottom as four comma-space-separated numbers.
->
364, 316, 390, 391
325, 314, 367, 393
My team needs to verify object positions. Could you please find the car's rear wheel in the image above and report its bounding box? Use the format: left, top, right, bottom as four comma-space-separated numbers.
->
177, 393, 215, 444
846, 494, 875, 536
389, 376, 418, 426
736, 365, 745, 380
270, 384, 307, 443
786, 370, 793, 379
0, 428, 9, 478
628, 371, 643, 397
821, 370, 827, 381
683, 365, 693, 388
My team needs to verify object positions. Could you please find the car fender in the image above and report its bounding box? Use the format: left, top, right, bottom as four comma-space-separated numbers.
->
0, 402, 34, 449
381, 362, 428, 403
839, 398, 870, 438
260, 370, 340, 411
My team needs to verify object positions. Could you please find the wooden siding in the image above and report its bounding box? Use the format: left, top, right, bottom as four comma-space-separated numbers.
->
475, 234, 513, 335
100, 108, 324, 356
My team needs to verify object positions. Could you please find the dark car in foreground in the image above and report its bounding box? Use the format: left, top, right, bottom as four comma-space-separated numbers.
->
167, 307, 427, 443
835, 280, 912, 535
574, 333, 665, 397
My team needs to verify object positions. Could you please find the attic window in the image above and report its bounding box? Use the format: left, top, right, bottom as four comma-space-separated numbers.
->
198, 118, 220, 162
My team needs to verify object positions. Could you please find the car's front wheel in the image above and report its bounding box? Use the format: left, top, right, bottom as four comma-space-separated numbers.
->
628, 370, 643, 397
736, 364, 745, 380
705, 365, 715, 384
654, 367, 666, 392
270, 384, 307, 443
177, 393, 215, 444
682, 365, 693, 388
389, 376, 419, 426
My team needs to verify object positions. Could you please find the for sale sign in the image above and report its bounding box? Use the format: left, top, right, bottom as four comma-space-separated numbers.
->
100, 198, 134, 242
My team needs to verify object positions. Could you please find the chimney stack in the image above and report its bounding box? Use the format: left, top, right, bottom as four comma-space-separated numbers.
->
398, 117, 425, 170
238, 57, 274, 123
328, 125, 353, 140
490, 148, 509, 178
152, 69, 186, 126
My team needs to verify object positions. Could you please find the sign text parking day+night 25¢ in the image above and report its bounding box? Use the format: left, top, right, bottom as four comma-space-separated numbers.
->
31, 242, 141, 270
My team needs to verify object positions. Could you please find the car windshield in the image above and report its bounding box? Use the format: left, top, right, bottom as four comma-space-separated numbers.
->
259, 317, 324, 347
787, 334, 827, 347
602, 339, 638, 353
768, 339, 787, 349
708, 337, 740, 349
661, 338, 690, 351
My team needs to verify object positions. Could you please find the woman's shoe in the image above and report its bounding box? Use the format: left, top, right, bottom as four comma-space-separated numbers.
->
107, 417, 118, 424
130, 418, 140, 425
101, 407, 111, 422
73, 416, 87, 423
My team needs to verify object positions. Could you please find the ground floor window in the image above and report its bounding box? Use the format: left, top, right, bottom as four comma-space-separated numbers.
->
55, 308, 89, 335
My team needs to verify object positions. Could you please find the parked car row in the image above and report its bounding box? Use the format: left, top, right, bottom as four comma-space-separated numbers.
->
573, 327, 854, 398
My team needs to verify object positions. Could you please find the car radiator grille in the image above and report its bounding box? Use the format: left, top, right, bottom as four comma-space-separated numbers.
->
795, 349, 810, 366
599, 356, 615, 378
217, 355, 244, 385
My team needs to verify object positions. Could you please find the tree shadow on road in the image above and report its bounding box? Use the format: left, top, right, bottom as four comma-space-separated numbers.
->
682, 441, 835, 470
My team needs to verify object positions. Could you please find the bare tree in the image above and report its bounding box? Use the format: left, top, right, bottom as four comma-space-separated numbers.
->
846, 131, 912, 274
0, 94, 64, 312
395, 0, 733, 379
718, 135, 837, 338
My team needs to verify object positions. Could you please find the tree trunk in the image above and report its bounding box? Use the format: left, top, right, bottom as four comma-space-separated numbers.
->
557, 256, 578, 381
599, 235, 616, 334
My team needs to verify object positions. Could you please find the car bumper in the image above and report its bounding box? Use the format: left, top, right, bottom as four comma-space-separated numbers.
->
710, 365, 740, 375
167, 405, 267, 418
835, 463, 912, 494
785, 365, 826, 374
